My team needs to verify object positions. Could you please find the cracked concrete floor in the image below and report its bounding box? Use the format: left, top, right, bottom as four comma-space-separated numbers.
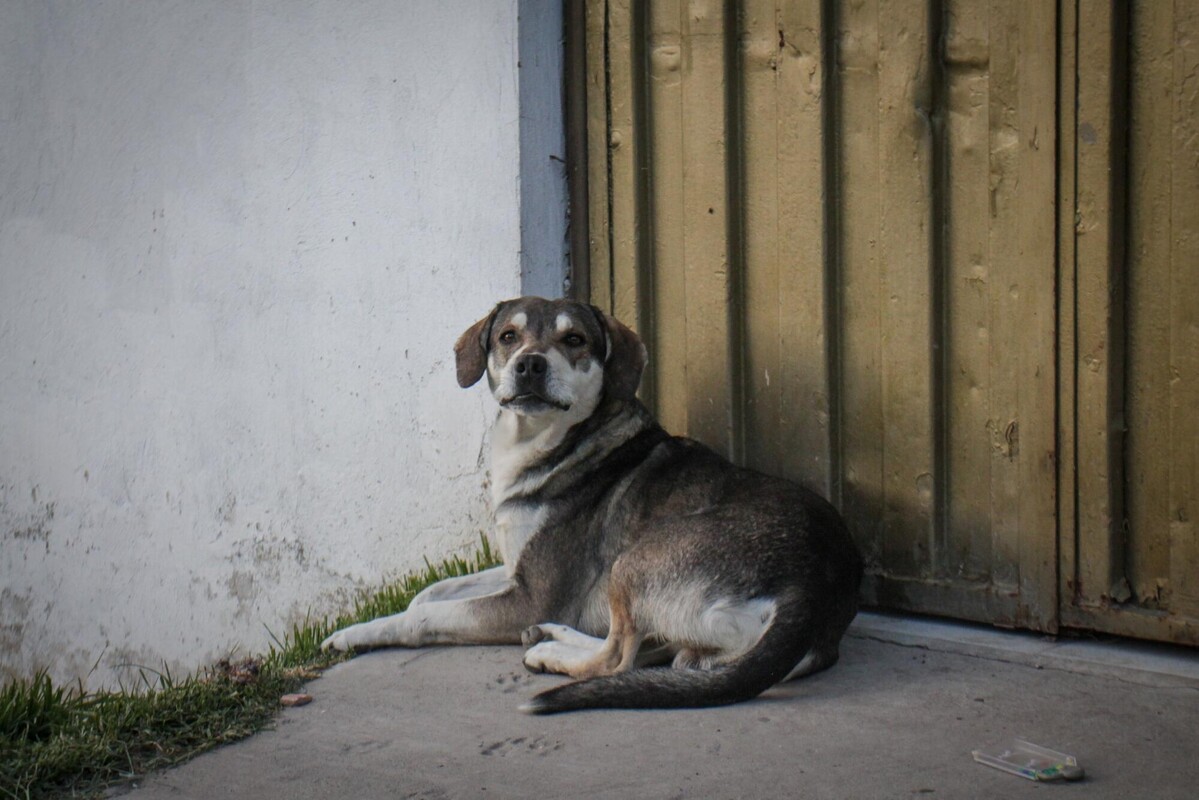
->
117, 614, 1199, 799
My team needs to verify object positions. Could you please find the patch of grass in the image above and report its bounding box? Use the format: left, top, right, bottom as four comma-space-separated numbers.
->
0, 536, 500, 799
0, 671, 74, 745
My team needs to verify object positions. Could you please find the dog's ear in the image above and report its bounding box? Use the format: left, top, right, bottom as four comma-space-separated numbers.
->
591, 305, 647, 401
454, 304, 501, 388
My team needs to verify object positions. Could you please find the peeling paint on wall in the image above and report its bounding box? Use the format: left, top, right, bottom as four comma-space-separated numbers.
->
0, 589, 33, 678
2, 485, 56, 555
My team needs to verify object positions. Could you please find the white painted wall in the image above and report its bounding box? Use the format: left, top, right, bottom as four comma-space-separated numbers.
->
0, 1, 524, 688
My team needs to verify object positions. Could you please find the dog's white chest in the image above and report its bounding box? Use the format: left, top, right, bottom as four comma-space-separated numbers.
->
494, 503, 547, 576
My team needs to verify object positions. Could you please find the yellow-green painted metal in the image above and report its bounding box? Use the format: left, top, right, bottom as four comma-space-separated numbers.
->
1059, 0, 1199, 645
580, 0, 1198, 645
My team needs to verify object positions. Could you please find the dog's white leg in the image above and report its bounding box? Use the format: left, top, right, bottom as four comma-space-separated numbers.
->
522, 623, 605, 650
524, 583, 645, 681
783, 645, 840, 681
521, 623, 676, 674
320, 587, 531, 651
521, 624, 605, 675
408, 566, 512, 608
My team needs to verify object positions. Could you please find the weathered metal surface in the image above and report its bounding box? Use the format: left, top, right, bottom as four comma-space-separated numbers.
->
740, 0, 833, 492
579, 0, 1197, 645
1067, 0, 1129, 629
1060, 0, 1199, 645
585, 0, 613, 312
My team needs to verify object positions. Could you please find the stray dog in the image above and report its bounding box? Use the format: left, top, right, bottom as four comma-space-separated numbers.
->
322, 297, 862, 713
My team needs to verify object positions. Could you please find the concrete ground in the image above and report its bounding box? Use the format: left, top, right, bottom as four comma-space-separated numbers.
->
119, 613, 1199, 799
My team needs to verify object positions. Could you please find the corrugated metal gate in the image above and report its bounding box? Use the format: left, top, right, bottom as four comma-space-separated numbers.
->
572, 0, 1198, 645
1060, 0, 1199, 644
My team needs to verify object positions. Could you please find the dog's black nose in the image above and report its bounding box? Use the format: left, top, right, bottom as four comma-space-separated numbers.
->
514, 353, 548, 377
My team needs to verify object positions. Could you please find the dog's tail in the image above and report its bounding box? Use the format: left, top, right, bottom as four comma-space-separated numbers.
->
520, 590, 837, 714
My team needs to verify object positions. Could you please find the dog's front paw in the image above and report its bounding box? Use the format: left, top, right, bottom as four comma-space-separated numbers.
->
522, 640, 553, 673
321, 624, 363, 653
523, 639, 592, 676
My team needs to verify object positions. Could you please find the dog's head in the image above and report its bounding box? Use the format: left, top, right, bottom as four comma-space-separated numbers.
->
454, 297, 647, 417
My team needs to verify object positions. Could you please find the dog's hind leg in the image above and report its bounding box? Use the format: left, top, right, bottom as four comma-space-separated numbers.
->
559, 581, 644, 680
784, 645, 840, 681
784, 592, 858, 681
671, 648, 719, 671
522, 582, 644, 679
782, 611, 854, 680
522, 624, 673, 674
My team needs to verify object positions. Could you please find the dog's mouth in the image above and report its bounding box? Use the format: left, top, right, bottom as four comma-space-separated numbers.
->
501, 392, 572, 412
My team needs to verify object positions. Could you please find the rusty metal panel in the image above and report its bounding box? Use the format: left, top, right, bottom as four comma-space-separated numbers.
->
1164, 0, 1199, 632
585, 0, 612, 311
933, 0, 1058, 629
580, 0, 1194, 644
838, 0, 1057, 628
827, 0, 1059, 626
834, 0, 887, 592
856, 0, 938, 604
1067, 0, 1129, 626
1125, 0, 1199, 636
584, 0, 1058, 631
740, 0, 833, 492
1008, 0, 1059, 630
676, 0, 738, 456
1061, 0, 1199, 645
607, 0, 648, 337
645, 0, 689, 432
1056, 0, 1080, 638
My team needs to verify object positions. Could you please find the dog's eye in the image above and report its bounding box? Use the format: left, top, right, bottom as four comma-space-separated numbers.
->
563, 333, 586, 347
498, 330, 518, 344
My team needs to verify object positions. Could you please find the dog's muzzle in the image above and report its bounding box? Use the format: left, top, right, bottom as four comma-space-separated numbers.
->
514, 353, 548, 384
502, 353, 570, 411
